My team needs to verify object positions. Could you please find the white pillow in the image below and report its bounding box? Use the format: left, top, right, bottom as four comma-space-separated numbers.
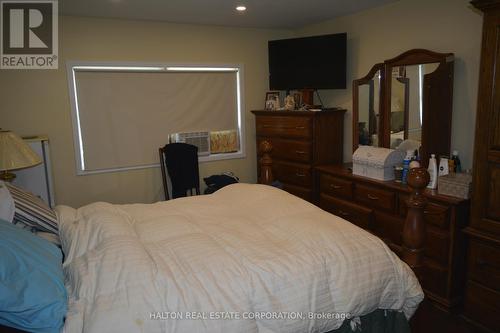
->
0, 181, 15, 222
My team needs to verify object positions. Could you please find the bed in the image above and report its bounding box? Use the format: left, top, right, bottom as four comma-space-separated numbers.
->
0, 141, 430, 333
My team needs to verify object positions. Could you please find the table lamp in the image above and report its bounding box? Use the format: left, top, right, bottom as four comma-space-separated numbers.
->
0, 130, 42, 182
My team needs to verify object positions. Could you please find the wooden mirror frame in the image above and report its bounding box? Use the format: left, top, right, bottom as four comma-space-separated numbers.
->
353, 49, 454, 168
383, 49, 454, 166
352, 63, 385, 152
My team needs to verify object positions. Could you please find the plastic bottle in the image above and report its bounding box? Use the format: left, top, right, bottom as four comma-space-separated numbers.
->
439, 156, 449, 176
451, 150, 462, 173
408, 150, 414, 158
448, 159, 455, 174
427, 154, 438, 189
402, 156, 411, 185
408, 149, 420, 168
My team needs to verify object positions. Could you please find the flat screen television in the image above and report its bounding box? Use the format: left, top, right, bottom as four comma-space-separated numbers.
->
268, 33, 347, 90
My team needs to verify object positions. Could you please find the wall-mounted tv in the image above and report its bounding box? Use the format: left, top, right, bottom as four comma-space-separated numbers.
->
268, 33, 347, 90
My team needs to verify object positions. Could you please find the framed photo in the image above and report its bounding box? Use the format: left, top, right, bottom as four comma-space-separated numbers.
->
292, 91, 302, 109
265, 91, 280, 110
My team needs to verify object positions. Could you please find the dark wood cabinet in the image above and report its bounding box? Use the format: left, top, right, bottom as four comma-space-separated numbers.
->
315, 164, 470, 312
463, 231, 500, 332
252, 109, 345, 201
463, 1, 500, 332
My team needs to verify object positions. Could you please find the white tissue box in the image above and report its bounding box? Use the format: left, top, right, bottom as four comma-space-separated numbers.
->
353, 146, 405, 181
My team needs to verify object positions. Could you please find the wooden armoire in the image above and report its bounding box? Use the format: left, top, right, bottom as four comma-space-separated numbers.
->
463, 1, 500, 331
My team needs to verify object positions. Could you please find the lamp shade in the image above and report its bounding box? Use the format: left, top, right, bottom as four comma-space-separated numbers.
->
0, 131, 42, 171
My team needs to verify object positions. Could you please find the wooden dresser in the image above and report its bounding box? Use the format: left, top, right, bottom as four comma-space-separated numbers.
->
315, 164, 469, 312
252, 109, 345, 202
463, 1, 500, 332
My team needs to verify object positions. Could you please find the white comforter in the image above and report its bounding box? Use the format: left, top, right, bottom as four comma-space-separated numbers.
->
57, 184, 423, 333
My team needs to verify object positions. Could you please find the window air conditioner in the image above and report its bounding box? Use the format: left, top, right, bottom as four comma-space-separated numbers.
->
169, 131, 210, 156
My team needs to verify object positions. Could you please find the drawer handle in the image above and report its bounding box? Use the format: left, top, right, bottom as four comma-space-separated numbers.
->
295, 173, 306, 177
295, 126, 306, 130
367, 194, 379, 200
295, 150, 306, 155
338, 210, 350, 217
330, 184, 342, 189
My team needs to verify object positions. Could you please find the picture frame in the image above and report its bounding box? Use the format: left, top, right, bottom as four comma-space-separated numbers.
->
265, 91, 280, 110
292, 91, 302, 109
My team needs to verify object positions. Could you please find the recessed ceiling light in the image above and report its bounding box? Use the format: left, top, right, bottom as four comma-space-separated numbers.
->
236, 5, 246, 12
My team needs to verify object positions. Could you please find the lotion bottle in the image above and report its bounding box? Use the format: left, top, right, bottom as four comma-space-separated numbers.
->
428, 154, 438, 189
402, 159, 410, 184
439, 156, 449, 176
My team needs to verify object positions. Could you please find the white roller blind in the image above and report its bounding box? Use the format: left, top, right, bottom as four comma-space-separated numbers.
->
69, 66, 241, 173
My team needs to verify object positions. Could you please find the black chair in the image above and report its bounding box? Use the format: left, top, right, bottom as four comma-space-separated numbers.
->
159, 143, 200, 200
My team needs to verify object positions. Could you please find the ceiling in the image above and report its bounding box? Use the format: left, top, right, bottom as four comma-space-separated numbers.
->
60, 0, 398, 29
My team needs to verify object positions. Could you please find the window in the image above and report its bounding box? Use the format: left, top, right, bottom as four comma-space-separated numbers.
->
66, 62, 245, 175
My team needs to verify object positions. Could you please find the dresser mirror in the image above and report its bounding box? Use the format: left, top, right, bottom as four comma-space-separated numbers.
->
353, 49, 454, 167
389, 63, 441, 149
352, 63, 384, 151
389, 74, 409, 148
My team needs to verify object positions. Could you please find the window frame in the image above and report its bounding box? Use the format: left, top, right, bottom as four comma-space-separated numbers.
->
66, 61, 246, 175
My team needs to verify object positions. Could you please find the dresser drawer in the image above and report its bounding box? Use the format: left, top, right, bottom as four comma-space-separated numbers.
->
467, 240, 500, 292
282, 183, 312, 202
354, 184, 395, 212
399, 196, 450, 229
320, 174, 353, 200
273, 161, 311, 187
373, 212, 449, 265
425, 226, 450, 266
256, 116, 311, 139
319, 194, 372, 229
257, 138, 312, 163
421, 260, 448, 298
464, 280, 500, 332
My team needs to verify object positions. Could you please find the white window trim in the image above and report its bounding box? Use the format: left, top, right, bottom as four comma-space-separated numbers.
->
418, 64, 423, 126
66, 61, 246, 175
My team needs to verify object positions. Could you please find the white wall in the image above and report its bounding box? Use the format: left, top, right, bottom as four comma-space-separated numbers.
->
296, 0, 483, 168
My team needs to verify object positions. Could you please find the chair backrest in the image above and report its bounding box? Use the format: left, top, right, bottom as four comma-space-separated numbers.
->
159, 143, 200, 200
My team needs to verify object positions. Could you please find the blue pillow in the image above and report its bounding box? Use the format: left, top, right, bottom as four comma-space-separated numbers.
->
0, 219, 67, 333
